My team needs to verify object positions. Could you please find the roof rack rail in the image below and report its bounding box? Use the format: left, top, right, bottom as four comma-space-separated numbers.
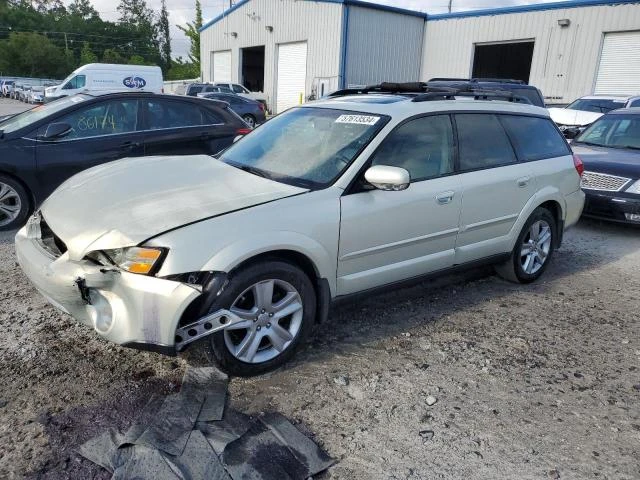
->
428, 77, 470, 82
412, 88, 531, 104
326, 82, 532, 104
470, 78, 526, 85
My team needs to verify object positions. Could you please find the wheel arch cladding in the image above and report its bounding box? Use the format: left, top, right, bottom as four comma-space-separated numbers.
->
538, 199, 564, 247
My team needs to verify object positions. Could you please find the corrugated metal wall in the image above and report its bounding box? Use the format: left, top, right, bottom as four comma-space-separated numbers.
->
421, 3, 640, 104
344, 6, 424, 87
200, 0, 343, 111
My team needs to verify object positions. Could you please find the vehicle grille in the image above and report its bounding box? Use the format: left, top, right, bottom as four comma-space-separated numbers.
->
581, 171, 631, 192
38, 216, 67, 257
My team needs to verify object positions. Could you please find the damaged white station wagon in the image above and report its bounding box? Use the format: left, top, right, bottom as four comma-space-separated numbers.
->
16, 83, 585, 376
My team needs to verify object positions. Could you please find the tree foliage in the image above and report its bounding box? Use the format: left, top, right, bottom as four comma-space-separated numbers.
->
177, 0, 202, 66
0, 0, 199, 80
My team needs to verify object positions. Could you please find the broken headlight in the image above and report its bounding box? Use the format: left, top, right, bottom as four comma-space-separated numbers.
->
101, 247, 167, 275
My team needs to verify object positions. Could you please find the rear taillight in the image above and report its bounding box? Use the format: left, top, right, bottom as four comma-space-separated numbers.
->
573, 153, 584, 177
258, 103, 265, 112
236, 128, 252, 135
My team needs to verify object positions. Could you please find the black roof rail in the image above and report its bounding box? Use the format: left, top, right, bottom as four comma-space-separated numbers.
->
470, 78, 526, 85
428, 77, 470, 82
327, 82, 430, 97
412, 88, 532, 104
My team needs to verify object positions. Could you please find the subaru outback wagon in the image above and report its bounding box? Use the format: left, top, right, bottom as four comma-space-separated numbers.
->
16, 84, 585, 376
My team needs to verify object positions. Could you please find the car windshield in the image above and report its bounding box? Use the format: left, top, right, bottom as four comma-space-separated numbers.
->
567, 98, 626, 113
575, 115, 640, 149
0, 95, 89, 134
219, 107, 388, 188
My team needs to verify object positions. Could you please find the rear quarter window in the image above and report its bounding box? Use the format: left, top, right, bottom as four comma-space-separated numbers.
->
501, 115, 570, 161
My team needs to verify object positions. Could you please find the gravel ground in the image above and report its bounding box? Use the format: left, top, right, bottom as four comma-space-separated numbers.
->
0, 97, 32, 116
0, 100, 638, 479
1, 219, 639, 480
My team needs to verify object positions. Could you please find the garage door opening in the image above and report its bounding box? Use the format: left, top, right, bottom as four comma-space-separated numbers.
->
241, 46, 265, 92
472, 41, 534, 83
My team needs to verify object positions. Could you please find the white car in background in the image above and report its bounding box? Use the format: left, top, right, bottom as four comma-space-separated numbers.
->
27, 86, 45, 104
16, 84, 584, 376
213, 82, 269, 110
549, 95, 640, 137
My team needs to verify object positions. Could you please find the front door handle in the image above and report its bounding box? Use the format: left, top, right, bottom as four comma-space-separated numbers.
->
517, 176, 531, 187
436, 191, 455, 205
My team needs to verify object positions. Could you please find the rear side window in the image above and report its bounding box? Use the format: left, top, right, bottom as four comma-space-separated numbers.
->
501, 115, 570, 160
145, 99, 207, 129
455, 114, 517, 171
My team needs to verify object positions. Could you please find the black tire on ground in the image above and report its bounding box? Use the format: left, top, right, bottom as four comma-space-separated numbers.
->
205, 260, 316, 376
0, 174, 31, 231
495, 207, 557, 284
242, 114, 256, 128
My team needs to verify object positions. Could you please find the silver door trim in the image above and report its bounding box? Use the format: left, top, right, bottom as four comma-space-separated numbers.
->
461, 213, 519, 233
340, 227, 460, 261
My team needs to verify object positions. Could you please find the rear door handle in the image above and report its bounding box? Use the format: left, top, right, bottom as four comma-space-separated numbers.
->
517, 176, 531, 187
120, 141, 141, 150
436, 191, 455, 205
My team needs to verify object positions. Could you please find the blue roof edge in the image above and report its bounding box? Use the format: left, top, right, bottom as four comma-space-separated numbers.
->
428, 0, 640, 20
199, 0, 640, 32
199, 0, 426, 33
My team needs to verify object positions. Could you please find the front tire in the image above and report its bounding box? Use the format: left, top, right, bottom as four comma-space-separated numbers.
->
0, 175, 31, 231
495, 207, 557, 284
206, 260, 316, 376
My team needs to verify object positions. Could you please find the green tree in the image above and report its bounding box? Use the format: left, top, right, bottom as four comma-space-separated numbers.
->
0, 32, 70, 77
102, 48, 125, 64
67, 0, 98, 19
80, 41, 97, 64
157, 0, 171, 72
128, 54, 146, 65
117, 0, 160, 65
166, 56, 198, 80
177, 0, 201, 66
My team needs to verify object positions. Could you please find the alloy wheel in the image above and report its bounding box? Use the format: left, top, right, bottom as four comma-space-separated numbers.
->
520, 219, 552, 275
224, 279, 304, 363
0, 182, 22, 227
243, 115, 255, 128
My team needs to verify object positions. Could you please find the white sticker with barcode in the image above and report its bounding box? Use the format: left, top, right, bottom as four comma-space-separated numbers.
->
335, 114, 380, 125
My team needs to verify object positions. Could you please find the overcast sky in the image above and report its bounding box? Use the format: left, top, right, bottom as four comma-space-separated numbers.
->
64, 0, 558, 59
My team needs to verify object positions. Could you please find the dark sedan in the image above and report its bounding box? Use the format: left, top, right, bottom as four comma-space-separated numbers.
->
572, 108, 640, 225
200, 93, 266, 128
0, 92, 250, 230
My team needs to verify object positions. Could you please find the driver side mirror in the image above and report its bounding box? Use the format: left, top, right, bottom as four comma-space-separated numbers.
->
364, 165, 410, 191
42, 122, 72, 140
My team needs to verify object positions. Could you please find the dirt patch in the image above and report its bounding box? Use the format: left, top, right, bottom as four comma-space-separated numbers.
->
1, 219, 639, 479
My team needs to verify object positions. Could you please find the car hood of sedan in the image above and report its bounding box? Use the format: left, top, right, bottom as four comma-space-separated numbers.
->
572, 143, 640, 179
41, 155, 308, 260
548, 108, 603, 127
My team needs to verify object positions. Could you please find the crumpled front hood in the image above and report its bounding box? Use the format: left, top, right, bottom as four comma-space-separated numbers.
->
41, 155, 307, 259
548, 107, 603, 127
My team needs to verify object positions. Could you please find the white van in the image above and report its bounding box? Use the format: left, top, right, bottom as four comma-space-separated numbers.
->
45, 64, 163, 101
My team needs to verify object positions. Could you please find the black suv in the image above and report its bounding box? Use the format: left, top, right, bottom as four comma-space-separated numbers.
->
426, 78, 545, 108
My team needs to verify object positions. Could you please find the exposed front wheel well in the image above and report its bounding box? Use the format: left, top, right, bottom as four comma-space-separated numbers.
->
538, 200, 563, 247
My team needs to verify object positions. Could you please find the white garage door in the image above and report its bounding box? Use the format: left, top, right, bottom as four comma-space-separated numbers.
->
212, 50, 232, 83
594, 31, 640, 94
276, 42, 307, 113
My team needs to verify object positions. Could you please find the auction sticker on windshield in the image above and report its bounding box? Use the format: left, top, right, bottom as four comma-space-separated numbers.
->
335, 114, 380, 125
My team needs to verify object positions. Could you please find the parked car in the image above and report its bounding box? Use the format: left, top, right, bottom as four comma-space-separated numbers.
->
19, 85, 32, 102
426, 78, 546, 107
549, 95, 640, 138
27, 86, 45, 104
14, 83, 585, 376
213, 82, 269, 109
1, 80, 15, 97
180, 83, 233, 96
571, 108, 640, 224
10, 83, 23, 100
199, 92, 266, 127
45, 63, 163, 102
0, 92, 251, 230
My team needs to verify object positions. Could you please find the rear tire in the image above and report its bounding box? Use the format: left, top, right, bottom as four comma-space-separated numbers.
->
242, 114, 256, 128
205, 260, 316, 376
0, 175, 31, 231
495, 207, 557, 284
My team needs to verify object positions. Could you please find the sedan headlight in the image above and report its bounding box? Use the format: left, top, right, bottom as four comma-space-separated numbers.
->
626, 180, 640, 194
102, 247, 166, 275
